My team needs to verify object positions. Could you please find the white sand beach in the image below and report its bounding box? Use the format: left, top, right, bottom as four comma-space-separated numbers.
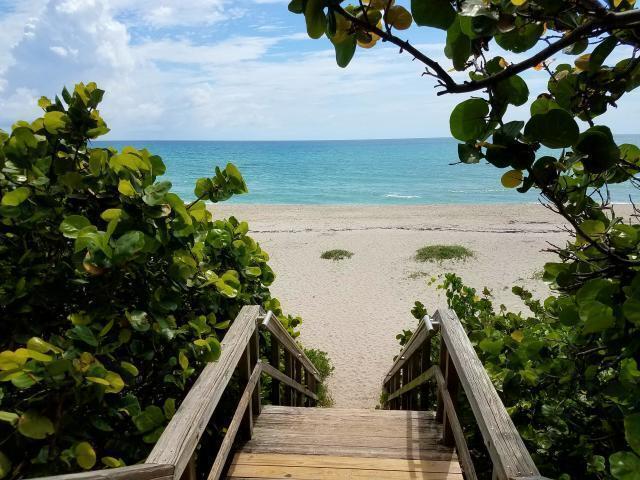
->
213, 204, 571, 408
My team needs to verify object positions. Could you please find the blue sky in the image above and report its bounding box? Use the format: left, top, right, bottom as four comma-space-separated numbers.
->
0, 0, 638, 140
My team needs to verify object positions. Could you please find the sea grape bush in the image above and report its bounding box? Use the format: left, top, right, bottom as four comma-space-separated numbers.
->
0, 83, 300, 478
292, 0, 640, 477
425, 274, 640, 480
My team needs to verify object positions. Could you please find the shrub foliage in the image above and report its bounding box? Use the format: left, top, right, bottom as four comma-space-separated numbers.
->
291, 0, 640, 478
0, 83, 300, 478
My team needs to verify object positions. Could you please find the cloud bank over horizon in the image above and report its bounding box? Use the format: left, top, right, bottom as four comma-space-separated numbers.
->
0, 0, 638, 140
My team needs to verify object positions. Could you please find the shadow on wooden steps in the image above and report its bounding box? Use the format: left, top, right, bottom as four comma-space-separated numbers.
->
227, 405, 462, 479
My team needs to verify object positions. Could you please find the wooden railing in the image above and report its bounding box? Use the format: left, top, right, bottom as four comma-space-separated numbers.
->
34, 305, 320, 480
383, 309, 548, 480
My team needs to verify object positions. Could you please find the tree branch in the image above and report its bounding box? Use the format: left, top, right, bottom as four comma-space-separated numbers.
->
332, 4, 640, 95
441, 9, 640, 95
332, 4, 457, 89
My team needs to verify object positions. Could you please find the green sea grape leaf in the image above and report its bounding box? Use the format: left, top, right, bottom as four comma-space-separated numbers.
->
457, 144, 482, 164
1, 187, 30, 207
288, 0, 304, 13
626, 414, 640, 455
494, 75, 529, 106
623, 297, 640, 324
450, 98, 488, 141
610, 451, 640, 480
114, 231, 146, 260
304, 0, 326, 39
411, 0, 455, 30
69, 325, 99, 347
126, 310, 150, 332
445, 18, 472, 71
524, 109, 579, 148
75, 442, 96, 470
0, 411, 18, 426
143, 181, 171, 206
0, 451, 11, 480
580, 301, 615, 334
60, 215, 92, 238
575, 127, 620, 173
331, 35, 356, 68
133, 406, 164, 433
43, 111, 68, 134
590, 36, 617, 71
17, 411, 54, 439
495, 21, 544, 53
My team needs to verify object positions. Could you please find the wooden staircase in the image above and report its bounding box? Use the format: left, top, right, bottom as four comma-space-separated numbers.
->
37, 306, 548, 480
227, 406, 462, 479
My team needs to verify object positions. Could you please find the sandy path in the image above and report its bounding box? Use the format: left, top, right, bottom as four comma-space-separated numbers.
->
212, 204, 569, 408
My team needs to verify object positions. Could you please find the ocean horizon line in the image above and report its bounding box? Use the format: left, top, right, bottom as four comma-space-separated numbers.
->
95, 134, 640, 143
93, 137, 639, 204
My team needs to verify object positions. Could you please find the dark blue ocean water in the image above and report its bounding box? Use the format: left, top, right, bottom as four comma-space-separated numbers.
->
95, 137, 639, 204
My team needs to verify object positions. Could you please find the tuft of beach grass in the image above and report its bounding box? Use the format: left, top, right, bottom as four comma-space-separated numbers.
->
321, 249, 354, 261
415, 245, 473, 262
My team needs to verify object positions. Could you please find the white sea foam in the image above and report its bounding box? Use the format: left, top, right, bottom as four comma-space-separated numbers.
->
384, 193, 420, 199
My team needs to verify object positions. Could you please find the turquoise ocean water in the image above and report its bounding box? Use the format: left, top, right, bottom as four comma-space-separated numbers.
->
96, 136, 639, 204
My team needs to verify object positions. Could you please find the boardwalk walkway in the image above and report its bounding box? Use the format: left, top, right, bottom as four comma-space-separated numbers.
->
227, 406, 461, 479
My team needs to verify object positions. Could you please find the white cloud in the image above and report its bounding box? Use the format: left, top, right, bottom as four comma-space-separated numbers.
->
0, 0, 638, 139
110, 0, 241, 27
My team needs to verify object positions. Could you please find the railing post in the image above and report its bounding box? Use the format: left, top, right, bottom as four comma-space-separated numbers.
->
307, 371, 316, 406
401, 364, 409, 410
180, 455, 196, 480
393, 373, 400, 409
284, 351, 294, 405
270, 336, 281, 405
294, 360, 304, 407
238, 343, 254, 439
250, 325, 261, 416
436, 336, 447, 422
411, 353, 420, 409
441, 352, 459, 446
419, 340, 431, 410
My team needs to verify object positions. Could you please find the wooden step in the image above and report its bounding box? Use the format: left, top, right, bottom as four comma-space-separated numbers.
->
227, 406, 461, 479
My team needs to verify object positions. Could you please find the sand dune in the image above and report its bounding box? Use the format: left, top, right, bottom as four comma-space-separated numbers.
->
213, 204, 570, 408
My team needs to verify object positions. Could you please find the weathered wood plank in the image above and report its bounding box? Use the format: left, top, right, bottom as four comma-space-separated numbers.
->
238, 345, 254, 440
237, 442, 458, 461
147, 306, 261, 479
227, 464, 463, 479
207, 362, 263, 480
230, 453, 462, 473
31, 464, 174, 480
261, 363, 318, 401
252, 428, 441, 448
435, 309, 540, 480
269, 337, 280, 405
261, 312, 319, 381
251, 424, 442, 439
434, 368, 478, 480
259, 405, 436, 419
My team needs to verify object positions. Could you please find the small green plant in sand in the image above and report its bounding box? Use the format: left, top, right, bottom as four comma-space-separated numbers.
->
408, 271, 430, 280
304, 348, 335, 407
415, 245, 473, 263
531, 269, 545, 280
320, 249, 354, 261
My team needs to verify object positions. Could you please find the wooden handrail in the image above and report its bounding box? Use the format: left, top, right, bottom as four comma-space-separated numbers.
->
207, 361, 263, 480
383, 308, 548, 480
33, 306, 319, 480
436, 309, 542, 480
147, 305, 262, 477
261, 311, 320, 381
31, 465, 174, 480
385, 314, 439, 381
